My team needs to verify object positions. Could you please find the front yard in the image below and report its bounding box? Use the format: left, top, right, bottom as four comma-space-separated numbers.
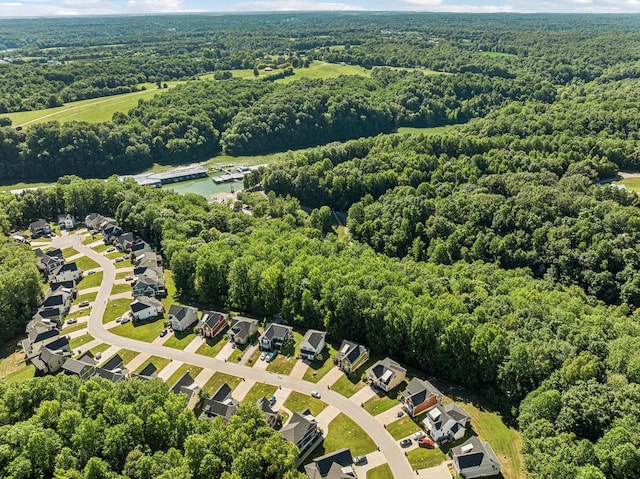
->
163, 327, 197, 350
195, 335, 228, 358
242, 382, 278, 406
166, 363, 203, 387
202, 372, 243, 395
74, 255, 100, 272
283, 391, 328, 417
134, 356, 171, 374
110, 317, 165, 342
77, 271, 104, 289
386, 415, 422, 440
406, 446, 447, 470
103, 298, 132, 323
363, 394, 399, 416
302, 343, 338, 383
70, 333, 94, 350
366, 464, 393, 479
265, 331, 303, 375
323, 413, 377, 456
110, 283, 132, 295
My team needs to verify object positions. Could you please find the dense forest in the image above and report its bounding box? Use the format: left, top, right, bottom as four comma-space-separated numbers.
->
3, 13, 640, 479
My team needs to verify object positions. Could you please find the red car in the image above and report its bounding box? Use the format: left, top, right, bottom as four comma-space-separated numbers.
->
419, 438, 435, 449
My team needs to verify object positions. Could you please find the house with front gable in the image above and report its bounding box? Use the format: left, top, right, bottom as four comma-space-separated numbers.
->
199, 382, 238, 423
333, 340, 369, 374
131, 362, 158, 381
168, 305, 199, 332
199, 310, 228, 338
30, 308, 65, 327
257, 397, 279, 428
85, 213, 104, 231
229, 316, 259, 345
280, 409, 320, 454
260, 323, 293, 350
170, 371, 201, 409
366, 357, 406, 393
304, 448, 356, 479
94, 354, 127, 383
130, 296, 164, 321
29, 219, 51, 237
300, 329, 326, 361
21, 327, 60, 359
39, 289, 72, 315
424, 403, 471, 442
49, 262, 82, 283
400, 377, 443, 417
57, 214, 75, 230
62, 352, 96, 381
451, 436, 502, 478
132, 275, 163, 298
35, 248, 64, 275
31, 336, 71, 375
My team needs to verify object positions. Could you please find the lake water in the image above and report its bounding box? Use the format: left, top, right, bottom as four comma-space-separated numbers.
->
161, 176, 241, 200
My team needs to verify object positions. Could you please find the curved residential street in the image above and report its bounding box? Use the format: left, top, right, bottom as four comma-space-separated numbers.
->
51, 233, 415, 479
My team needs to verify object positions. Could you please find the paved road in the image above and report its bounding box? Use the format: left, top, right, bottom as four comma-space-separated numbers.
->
51, 233, 414, 479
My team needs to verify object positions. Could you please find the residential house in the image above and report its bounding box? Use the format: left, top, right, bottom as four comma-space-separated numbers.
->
135, 251, 161, 268
31, 336, 71, 375
35, 248, 64, 275
229, 316, 259, 345
424, 403, 471, 443
199, 310, 228, 338
168, 305, 199, 332
170, 371, 201, 409
333, 340, 369, 374
400, 377, 443, 417
40, 290, 72, 315
304, 448, 355, 479
29, 219, 51, 237
26, 316, 59, 332
280, 410, 320, 454
366, 357, 407, 393
50, 280, 77, 298
132, 276, 163, 298
130, 296, 164, 321
257, 397, 279, 428
30, 308, 65, 327
116, 232, 138, 252
50, 262, 82, 283
451, 436, 502, 479
21, 327, 60, 359
102, 223, 123, 243
62, 352, 96, 381
84, 213, 104, 231
199, 382, 238, 423
300, 329, 326, 361
260, 323, 293, 350
57, 214, 75, 230
94, 354, 127, 383
131, 362, 158, 381
131, 241, 152, 256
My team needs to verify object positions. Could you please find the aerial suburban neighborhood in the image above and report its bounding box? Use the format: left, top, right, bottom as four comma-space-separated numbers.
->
12, 213, 508, 479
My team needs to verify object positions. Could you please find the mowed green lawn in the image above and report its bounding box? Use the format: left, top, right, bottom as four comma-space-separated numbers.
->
242, 382, 278, 406
77, 271, 104, 290
202, 372, 242, 395
166, 363, 203, 387
617, 177, 640, 192
134, 355, 171, 374
366, 464, 393, 479
323, 413, 377, 456
103, 298, 131, 323
283, 391, 328, 417
386, 415, 421, 440
276, 62, 370, 83
110, 318, 165, 342
302, 343, 338, 383
4, 86, 176, 127
195, 335, 228, 358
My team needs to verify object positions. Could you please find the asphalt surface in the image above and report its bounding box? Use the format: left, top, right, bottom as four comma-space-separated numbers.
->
52, 233, 414, 479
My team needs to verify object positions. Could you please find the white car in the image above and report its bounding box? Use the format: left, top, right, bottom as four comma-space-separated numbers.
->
412, 431, 426, 440
260, 352, 267, 361
310, 391, 321, 399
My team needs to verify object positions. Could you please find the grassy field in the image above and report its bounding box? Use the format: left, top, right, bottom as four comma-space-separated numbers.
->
70, 333, 94, 350
202, 372, 242, 395
302, 343, 338, 383
61, 322, 87, 335
331, 372, 366, 398
3, 364, 36, 383
73, 291, 98, 305
134, 355, 171, 374
242, 382, 278, 406
166, 363, 203, 387
228, 343, 248, 363
104, 348, 139, 366
91, 243, 108, 253
103, 298, 132, 323
0, 340, 30, 383
74, 256, 100, 272
3, 85, 177, 128
406, 446, 447, 470
89, 343, 111, 356
77, 271, 104, 290
395, 125, 456, 136
386, 415, 422, 440
276, 62, 370, 83
163, 327, 197, 350
64, 308, 91, 320
160, 271, 176, 313
110, 317, 165, 342
61, 247, 79, 258
323, 413, 378, 456
195, 335, 228, 358
83, 233, 103, 244
363, 394, 399, 416
366, 464, 393, 479
106, 251, 127, 260
479, 51, 517, 57
283, 391, 328, 417
617, 177, 640, 192
0, 181, 53, 192
110, 283, 132, 295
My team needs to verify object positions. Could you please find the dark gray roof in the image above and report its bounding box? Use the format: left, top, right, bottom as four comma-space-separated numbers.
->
28, 327, 59, 344
50, 280, 76, 291
257, 396, 277, 415
335, 340, 368, 364
306, 448, 354, 478
136, 362, 158, 378
452, 436, 501, 472
368, 357, 406, 384
301, 329, 326, 351
30, 219, 48, 229
101, 354, 124, 372
171, 372, 199, 397
45, 336, 70, 352
230, 316, 258, 341
53, 262, 80, 275
261, 322, 293, 341
94, 368, 126, 383
280, 411, 316, 445
62, 358, 95, 375
211, 382, 233, 402
200, 383, 238, 422
202, 310, 227, 329
168, 304, 198, 322
77, 351, 96, 364
130, 296, 162, 312
401, 377, 442, 405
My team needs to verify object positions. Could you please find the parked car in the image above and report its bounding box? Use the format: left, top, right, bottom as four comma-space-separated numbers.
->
412, 431, 426, 440
159, 329, 168, 337
269, 395, 277, 405
78, 301, 90, 307
419, 438, 435, 449
87, 269, 96, 275
66, 318, 78, 325
266, 351, 277, 362
115, 317, 126, 323
106, 247, 115, 252
114, 257, 125, 263
260, 352, 267, 361
396, 410, 404, 418
120, 317, 131, 324
95, 352, 102, 360
353, 455, 367, 465
310, 391, 321, 399
125, 275, 134, 281
400, 438, 412, 448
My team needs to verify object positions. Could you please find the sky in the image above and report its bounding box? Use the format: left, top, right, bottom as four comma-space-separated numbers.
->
0, 0, 639, 17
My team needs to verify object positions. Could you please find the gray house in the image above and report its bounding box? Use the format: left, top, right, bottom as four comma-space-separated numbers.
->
229, 316, 259, 345
131, 362, 158, 381
304, 448, 355, 479
168, 305, 199, 332
280, 410, 320, 454
199, 382, 238, 423
257, 397, 279, 428
31, 336, 71, 375
29, 219, 51, 237
451, 436, 502, 479
300, 329, 326, 361
260, 323, 293, 350
21, 327, 60, 359
171, 371, 201, 409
